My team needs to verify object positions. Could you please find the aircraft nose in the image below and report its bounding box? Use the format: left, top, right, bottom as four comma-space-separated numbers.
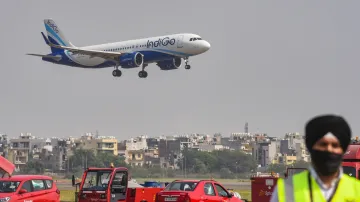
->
202, 41, 211, 51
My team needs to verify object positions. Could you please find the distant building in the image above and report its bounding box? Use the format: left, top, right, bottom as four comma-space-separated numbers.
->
126, 135, 148, 151
0, 134, 9, 158
198, 143, 228, 152
8, 133, 42, 171
252, 141, 277, 167
126, 150, 145, 167
73, 133, 118, 155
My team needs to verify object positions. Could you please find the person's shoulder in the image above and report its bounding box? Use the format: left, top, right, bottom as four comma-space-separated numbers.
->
292, 169, 309, 179
342, 175, 360, 186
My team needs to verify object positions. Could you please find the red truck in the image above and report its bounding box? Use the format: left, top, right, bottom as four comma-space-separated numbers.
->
342, 143, 360, 179
72, 165, 164, 202
250, 168, 307, 202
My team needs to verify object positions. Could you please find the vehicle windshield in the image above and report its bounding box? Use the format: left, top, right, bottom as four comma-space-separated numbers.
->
0, 181, 20, 193
82, 170, 112, 191
164, 181, 198, 191
343, 166, 356, 178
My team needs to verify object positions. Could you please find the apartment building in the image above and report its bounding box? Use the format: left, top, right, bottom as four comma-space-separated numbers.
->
275, 153, 297, 165
126, 135, 148, 150
0, 134, 9, 158
73, 133, 118, 155
252, 141, 277, 167
8, 133, 37, 171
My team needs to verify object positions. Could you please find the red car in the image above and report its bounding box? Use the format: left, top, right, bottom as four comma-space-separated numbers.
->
0, 155, 60, 202
0, 175, 60, 202
155, 179, 243, 202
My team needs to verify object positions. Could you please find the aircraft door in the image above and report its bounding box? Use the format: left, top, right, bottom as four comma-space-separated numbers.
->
109, 171, 128, 202
177, 35, 184, 48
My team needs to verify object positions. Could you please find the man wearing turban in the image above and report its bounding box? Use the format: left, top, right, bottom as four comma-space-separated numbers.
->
270, 114, 360, 202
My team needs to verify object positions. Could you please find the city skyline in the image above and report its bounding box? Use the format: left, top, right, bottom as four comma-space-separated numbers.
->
1, 1, 360, 138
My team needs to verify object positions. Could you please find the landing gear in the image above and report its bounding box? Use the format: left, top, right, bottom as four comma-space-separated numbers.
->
138, 64, 148, 78
184, 57, 191, 69
112, 69, 122, 77
138, 70, 148, 78
112, 64, 122, 77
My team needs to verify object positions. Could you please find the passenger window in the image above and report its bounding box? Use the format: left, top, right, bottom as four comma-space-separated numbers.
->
204, 183, 215, 196
45, 180, 53, 189
214, 184, 228, 197
31, 180, 45, 191
21, 181, 32, 192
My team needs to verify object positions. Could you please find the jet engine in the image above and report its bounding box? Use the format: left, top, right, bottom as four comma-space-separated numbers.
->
156, 57, 182, 70
119, 52, 144, 68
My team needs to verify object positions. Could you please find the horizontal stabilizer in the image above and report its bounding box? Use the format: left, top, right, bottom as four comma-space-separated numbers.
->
26, 53, 62, 61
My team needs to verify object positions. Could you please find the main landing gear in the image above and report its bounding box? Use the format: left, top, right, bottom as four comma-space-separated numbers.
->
112, 64, 122, 77
138, 64, 148, 78
184, 57, 191, 69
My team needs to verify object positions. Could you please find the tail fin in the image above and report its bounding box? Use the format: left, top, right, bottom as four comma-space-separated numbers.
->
44, 19, 75, 53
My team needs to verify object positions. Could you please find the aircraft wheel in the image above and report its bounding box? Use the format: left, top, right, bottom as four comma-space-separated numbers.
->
138, 71, 148, 78
112, 69, 122, 77
185, 65, 191, 69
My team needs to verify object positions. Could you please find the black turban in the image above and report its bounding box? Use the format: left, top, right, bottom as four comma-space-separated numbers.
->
305, 114, 352, 152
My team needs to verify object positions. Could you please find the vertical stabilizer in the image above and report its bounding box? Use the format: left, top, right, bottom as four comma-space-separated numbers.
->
44, 19, 75, 53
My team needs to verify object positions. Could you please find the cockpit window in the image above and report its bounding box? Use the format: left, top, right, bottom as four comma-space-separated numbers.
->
189, 38, 202, 41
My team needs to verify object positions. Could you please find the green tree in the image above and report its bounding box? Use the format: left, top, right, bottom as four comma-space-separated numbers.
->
291, 160, 310, 168
95, 152, 127, 168
177, 149, 257, 178
267, 163, 287, 174
23, 160, 45, 174
219, 167, 232, 179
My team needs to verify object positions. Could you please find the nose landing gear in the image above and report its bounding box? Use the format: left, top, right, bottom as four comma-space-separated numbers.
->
138, 64, 148, 78
184, 57, 191, 69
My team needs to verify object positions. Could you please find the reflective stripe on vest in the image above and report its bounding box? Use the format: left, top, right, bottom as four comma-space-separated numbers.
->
277, 176, 295, 202
277, 170, 360, 202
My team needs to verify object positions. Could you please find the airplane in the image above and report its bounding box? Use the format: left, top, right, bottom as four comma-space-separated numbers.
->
27, 19, 211, 78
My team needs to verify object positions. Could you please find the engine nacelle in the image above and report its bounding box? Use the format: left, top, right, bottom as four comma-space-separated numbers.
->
157, 57, 182, 70
119, 52, 144, 68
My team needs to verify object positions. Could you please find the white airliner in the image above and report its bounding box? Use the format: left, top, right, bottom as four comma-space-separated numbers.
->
27, 19, 211, 78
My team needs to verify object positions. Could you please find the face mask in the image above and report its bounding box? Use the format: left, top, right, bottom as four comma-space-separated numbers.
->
310, 149, 343, 176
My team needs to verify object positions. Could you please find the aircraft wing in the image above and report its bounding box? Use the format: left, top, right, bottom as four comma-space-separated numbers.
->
48, 42, 124, 60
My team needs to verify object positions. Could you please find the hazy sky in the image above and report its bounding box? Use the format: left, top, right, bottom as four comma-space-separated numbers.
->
1, 1, 360, 140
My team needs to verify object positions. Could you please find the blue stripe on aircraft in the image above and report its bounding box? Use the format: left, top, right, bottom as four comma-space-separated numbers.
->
42, 49, 190, 69
45, 24, 66, 46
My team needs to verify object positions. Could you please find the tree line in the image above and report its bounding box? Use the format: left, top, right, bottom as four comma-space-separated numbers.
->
18, 148, 310, 179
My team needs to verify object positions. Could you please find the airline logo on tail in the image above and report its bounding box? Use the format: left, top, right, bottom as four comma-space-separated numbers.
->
46, 19, 59, 34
